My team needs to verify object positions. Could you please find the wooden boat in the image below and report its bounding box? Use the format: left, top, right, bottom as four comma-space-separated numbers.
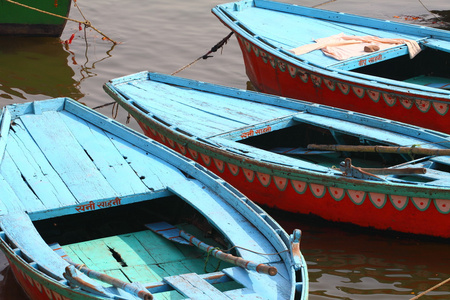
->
0, 0, 71, 37
0, 98, 308, 300
104, 71, 450, 239
211, 0, 450, 134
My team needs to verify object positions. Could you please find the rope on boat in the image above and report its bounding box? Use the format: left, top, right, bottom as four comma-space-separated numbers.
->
92, 32, 235, 113
171, 31, 234, 75
410, 277, 450, 299
312, 0, 336, 8
417, 0, 443, 22
204, 247, 222, 273
5, 0, 117, 44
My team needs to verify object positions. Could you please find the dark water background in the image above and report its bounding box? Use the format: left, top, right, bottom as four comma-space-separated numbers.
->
1, 0, 450, 299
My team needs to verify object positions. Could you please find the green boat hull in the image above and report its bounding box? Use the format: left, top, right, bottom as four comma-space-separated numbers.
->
0, 0, 72, 37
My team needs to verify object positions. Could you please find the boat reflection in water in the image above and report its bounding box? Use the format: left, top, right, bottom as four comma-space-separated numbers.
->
0, 37, 83, 103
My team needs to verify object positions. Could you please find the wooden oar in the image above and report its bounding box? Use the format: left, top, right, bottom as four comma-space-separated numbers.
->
307, 144, 450, 156
64, 263, 154, 300
146, 222, 278, 276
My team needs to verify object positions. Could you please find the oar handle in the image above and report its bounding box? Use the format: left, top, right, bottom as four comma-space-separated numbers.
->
180, 230, 278, 276
67, 263, 154, 300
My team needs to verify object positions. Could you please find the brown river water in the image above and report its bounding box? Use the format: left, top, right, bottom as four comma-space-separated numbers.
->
1, 0, 450, 299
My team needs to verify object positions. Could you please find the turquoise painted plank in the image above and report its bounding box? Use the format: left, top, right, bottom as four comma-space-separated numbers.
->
123, 265, 184, 300
6, 120, 78, 210
19, 110, 118, 203
127, 231, 186, 265
424, 38, 450, 53
0, 212, 68, 278
168, 180, 280, 264
0, 152, 45, 212
105, 132, 186, 191
102, 233, 157, 267
59, 111, 150, 196
122, 264, 166, 283
164, 273, 231, 299
0, 108, 11, 162
0, 174, 24, 215
119, 84, 243, 137
291, 113, 432, 146
255, 0, 449, 40
132, 81, 290, 123
224, 266, 290, 300
118, 80, 292, 138
5, 98, 65, 120
63, 239, 121, 271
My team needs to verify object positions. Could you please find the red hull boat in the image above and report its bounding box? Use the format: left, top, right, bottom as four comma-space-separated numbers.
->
212, 0, 450, 134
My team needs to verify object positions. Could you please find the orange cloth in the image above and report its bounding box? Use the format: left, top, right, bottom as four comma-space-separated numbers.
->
289, 33, 421, 60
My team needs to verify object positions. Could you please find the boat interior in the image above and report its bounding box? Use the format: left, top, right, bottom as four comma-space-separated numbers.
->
0, 99, 294, 299
212, 113, 450, 186
352, 48, 450, 87
35, 197, 243, 298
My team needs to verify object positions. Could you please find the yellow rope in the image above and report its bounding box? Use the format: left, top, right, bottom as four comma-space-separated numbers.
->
410, 277, 450, 299
5, 0, 117, 44
312, 0, 336, 8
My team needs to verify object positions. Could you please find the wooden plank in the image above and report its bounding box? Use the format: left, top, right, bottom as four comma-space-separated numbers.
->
105, 132, 186, 191
165, 273, 231, 299
292, 112, 432, 146
0, 173, 24, 215
102, 233, 157, 267
0, 108, 11, 161
168, 180, 280, 264
0, 212, 68, 278
63, 239, 121, 271
0, 152, 45, 212
118, 84, 243, 137
134, 81, 291, 123
59, 111, 150, 196
223, 266, 290, 300
128, 230, 186, 265
119, 80, 292, 138
6, 120, 78, 210
19, 110, 118, 203
121, 264, 166, 284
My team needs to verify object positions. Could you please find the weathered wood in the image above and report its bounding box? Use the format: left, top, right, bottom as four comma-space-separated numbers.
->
64, 264, 154, 300
164, 273, 230, 299
147, 222, 278, 276
0, 98, 303, 300
308, 144, 450, 156
19, 110, 118, 202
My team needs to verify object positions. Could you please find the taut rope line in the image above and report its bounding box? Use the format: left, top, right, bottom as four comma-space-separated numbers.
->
5, 0, 117, 44
171, 31, 234, 75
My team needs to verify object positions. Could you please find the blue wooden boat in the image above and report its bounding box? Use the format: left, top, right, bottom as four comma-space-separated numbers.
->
0, 98, 308, 300
212, 0, 450, 134
104, 71, 450, 239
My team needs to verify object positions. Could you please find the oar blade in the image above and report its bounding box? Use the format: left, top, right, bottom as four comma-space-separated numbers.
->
145, 222, 191, 245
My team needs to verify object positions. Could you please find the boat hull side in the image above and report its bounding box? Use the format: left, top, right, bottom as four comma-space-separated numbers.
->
235, 34, 450, 134
0, 0, 72, 37
137, 121, 450, 239
0, 239, 97, 300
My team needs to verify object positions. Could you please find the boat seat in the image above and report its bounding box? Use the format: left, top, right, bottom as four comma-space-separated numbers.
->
164, 273, 231, 299
326, 41, 425, 71
404, 75, 450, 90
